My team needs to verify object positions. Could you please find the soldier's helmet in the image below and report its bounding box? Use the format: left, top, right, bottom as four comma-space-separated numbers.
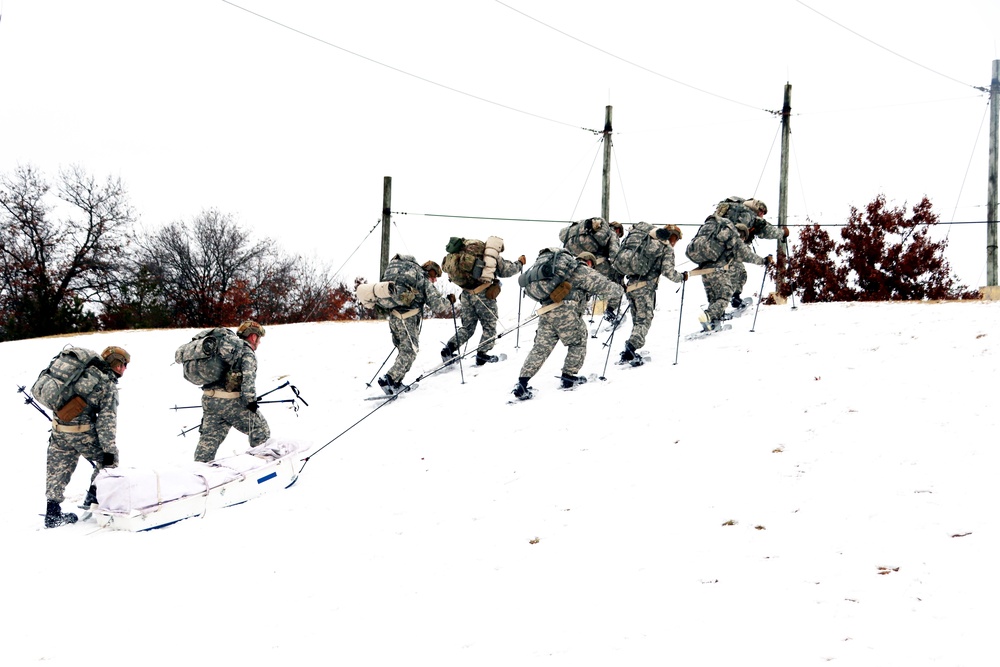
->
609, 221, 624, 237
422, 260, 442, 279
237, 320, 266, 339
577, 251, 598, 265
746, 199, 767, 216
101, 346, 130, 366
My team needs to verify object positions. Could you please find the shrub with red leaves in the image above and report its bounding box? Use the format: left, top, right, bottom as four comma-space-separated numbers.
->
779, 195, 978, 302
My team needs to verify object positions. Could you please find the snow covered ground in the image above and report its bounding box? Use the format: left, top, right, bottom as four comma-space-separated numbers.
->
5, 287, 997, 666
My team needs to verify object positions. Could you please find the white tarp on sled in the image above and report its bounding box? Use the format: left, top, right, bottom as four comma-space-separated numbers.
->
92, 439, 305, 531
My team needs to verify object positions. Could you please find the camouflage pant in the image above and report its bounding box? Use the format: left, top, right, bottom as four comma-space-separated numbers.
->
518, 301, 588, 379
386, 313, 422, 383
702, 268, 737, 321
625, 283, 657, 350
730, 262, 748, 297
195, 396, 270, 463
448, 290, 501, 354
46, 430, 107, 503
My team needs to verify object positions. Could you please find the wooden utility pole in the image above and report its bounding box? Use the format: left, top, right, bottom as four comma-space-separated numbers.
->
777, 83, 792, 294
601, 105, 613, 222
380, 176, 392, 283
988, 60, 999, 287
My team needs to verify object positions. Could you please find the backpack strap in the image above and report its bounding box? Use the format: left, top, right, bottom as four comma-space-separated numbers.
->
390, 308, 421, 319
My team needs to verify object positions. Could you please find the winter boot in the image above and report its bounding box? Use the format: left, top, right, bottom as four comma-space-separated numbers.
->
512, 378, 533, 401
44, 500, 78, 529
441, 343, 458, 364
560, 372, 588, 389
79, 485, 98, 510
603, 307, 617, 323
731, 292, 743, 309
620, 342, 637, 363
377, 375, 402, 396
476, 352, 499, 366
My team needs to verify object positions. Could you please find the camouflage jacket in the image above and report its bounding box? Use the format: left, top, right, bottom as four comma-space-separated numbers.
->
57, 362, 120, 452
382, 254, 451, 315
562, 261, 625, 310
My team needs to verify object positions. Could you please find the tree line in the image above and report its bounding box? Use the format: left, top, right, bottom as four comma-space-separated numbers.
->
0, 165, 977, 342
0, 164, 366, 342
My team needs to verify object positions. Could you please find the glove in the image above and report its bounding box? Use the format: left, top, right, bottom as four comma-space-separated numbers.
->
550, 281, 572, 303
518, 255, 526, 266
446, 293, 456, 304
782, 226, 790, 238
246, 401, 258, 413
100, 451, 117, 468
764, 255, 774, 268
682, 271, 689, 281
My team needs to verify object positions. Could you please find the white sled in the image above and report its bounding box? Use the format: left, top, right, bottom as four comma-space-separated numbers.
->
91, 440, 305, 532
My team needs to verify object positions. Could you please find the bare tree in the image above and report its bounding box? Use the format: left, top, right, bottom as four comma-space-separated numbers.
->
136, 209, 276, 327
0, 164, 134, 340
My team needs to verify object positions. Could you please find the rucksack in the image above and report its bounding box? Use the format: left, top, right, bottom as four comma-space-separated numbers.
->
558, 219, 602, 256
518, 248, 579, 303
611, 224, 661, 277
174, 327, 244, 386
31, 346, 103, 417
356, 255, 421, 310
715, 196, 755, 226
685, 216, 730, 266
442, 236, 504, 289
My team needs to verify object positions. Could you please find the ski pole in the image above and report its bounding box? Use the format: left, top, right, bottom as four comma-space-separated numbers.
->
516, 287, 523, 349
290, 384, 309, 407
449, 301, 465, 384
674, 277, 686, 365
16, 385, 52, 421
599, 300, 630, 380
365, 348, 396, 388
601, 300, 631, 349
750, 261, 770, 333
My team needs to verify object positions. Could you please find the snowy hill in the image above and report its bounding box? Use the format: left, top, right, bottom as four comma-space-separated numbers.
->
6, 295, 998, 666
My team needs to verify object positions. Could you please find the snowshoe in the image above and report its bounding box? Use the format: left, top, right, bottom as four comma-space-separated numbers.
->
511, 382, 533, 401
560, 373, 588, 389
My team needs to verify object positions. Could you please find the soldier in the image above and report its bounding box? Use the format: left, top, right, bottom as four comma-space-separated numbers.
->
512, 251, 624, 400
44, 345, 129, 528
559, 217, 625, 321
377, 257, 454, 395
687, 215, 771, 332
614, 223, 688, 366
194, 320, 270, 463
716, 198, 789, 308
441, 242, 525, 366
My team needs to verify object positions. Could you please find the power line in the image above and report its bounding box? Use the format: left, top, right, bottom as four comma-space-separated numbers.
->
494, 0, 777, 114
795, 0, 989, 93
219, 0, 598, 133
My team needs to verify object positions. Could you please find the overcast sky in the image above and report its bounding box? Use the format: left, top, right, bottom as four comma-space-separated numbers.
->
2, 1, 998, 288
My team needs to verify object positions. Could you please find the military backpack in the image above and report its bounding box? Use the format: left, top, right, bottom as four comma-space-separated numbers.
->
175, 327, 244, 387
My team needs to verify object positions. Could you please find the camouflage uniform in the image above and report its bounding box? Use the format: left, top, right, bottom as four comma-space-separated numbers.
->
46, 362, 120, 504
195, 338, 269, 463
621, 223, 686, 351
715, 197, 785, 300
446, 256, 523, 355
692, 216, 768, 322
382, 255, 451, 384
519, 261, 623, 379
